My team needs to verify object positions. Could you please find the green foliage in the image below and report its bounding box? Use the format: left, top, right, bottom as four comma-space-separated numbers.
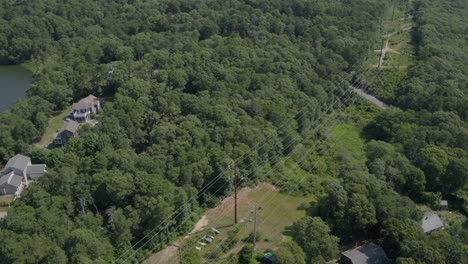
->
1, 0, 465, 263
182, 247, 201, 264
274, 241, 306, 264
291, 216, 339, 262
238, 244, 255, 264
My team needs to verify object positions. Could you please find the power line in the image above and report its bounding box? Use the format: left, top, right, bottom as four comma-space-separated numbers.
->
202, 62, 389, 261
200, 67, 388, 262
116, 55, 380, 263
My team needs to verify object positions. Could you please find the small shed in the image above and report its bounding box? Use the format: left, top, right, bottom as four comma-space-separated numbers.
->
341, 243, 388, 264
422, 212, 443, 234
440, 200, 448, 210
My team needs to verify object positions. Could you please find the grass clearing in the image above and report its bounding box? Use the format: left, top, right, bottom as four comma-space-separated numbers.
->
199, 183, 312, 262
0, 195, 15, 212
331, 123, 368, 164
35, 106, 71, 147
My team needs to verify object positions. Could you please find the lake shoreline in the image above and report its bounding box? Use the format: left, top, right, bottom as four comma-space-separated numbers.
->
0, 65, 33, 113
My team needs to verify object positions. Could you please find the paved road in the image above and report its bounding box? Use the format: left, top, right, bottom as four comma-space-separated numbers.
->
351, 85, 389, 110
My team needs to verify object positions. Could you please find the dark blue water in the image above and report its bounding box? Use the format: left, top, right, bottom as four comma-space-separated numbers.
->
0, 66, 32, 112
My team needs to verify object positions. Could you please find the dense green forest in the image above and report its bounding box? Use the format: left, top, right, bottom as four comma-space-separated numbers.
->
0, 0, 466, 263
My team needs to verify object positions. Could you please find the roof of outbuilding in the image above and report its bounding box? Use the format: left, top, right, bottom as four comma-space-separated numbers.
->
440, 200, 448, 206
4, 154, 30, 172
422, 212, 443, 233
27, 164, 46, 175
341, 243, 388, 264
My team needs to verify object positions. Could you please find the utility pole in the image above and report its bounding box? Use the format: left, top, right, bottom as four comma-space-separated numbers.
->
378, 37, 385, 68
398, 51, 404, 68
233, 160, 238, 225
391, 0, 396, 22
178, 246, 183, 264
253, 204, 258, 250
404, 0, 409, 22
172, 244, 183, 264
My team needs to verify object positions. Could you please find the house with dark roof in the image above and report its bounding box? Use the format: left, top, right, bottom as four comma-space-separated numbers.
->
72, 95, 101, 123
0, 154, 47, 196
54, 120, 80, 146
341, 243, 388, 264
422, 212, 443, 234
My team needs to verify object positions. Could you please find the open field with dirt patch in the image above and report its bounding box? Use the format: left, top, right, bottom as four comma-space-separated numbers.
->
144, 183, 313, 263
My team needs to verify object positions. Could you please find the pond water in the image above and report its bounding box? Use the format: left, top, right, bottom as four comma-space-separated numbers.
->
0, 66, 33, 113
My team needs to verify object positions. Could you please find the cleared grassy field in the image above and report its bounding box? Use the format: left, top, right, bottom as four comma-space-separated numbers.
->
199, 183, 312, 262
35, 106, 71, 147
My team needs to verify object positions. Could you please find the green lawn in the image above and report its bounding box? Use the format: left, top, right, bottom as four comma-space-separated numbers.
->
36, 107, 71, 147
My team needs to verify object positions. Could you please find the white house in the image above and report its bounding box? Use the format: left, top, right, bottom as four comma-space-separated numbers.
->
72, 95, 101, 123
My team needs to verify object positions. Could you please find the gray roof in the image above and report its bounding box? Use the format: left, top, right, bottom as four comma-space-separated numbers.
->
72, 95, 98, 110
62, 120, 80, 133
440, 200, 448, 206
81, 94, 98, 103
0, 171, 23, 188
422, 212, 443, 233
4, 154, 30, 172
342, 243, 388, 264
27, 164, 46, 175
72, 101, 92, 110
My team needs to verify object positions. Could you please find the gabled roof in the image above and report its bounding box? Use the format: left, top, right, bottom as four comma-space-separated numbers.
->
81, 94, 98, 103
62, 120, 80, 133
422, 212, 443, 233
0, 171, 23, 188
4, 154, 30, 172
72, 101, 92, 110
342, 243, 388, 264
27, 164, 46, 175
72, 95, 99, 110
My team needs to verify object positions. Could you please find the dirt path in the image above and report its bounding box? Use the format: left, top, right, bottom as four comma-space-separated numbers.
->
374, 26, 413, 68
142, 243, 180, 264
